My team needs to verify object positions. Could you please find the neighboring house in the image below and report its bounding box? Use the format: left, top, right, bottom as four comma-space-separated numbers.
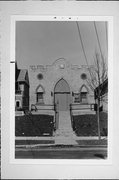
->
15, 63, 30, 111
94, 79, 108, 112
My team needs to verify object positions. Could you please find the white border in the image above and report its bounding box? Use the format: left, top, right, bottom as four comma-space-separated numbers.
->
10, 15, 113, 165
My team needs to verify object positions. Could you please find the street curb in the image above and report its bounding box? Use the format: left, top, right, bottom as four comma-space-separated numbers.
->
15, 136, 107, 140
15, 144, 107, 148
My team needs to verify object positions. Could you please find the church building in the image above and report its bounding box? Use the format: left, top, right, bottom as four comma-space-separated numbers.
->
29, 58, 95, 116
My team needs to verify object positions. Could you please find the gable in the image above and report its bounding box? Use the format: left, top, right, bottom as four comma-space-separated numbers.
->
17, 69, 29, 86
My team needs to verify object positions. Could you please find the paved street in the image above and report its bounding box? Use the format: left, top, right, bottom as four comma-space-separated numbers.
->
15, 147, 107, 159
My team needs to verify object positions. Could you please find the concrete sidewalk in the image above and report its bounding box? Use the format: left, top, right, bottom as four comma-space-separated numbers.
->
15, 136, 107, 140
15, 144, 107, 149
15, 146, 107, 151
15, 136, 107, 149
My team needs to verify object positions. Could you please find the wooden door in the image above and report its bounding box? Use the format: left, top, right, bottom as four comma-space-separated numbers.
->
55, 93, 70, 111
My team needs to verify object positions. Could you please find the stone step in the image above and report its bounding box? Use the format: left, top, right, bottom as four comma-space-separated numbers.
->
56, 129, 74, 132
55, 134, 76, 138
55, 131, 75, 135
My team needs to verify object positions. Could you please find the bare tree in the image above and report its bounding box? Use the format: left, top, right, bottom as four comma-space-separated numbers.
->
87, 52, 108, 140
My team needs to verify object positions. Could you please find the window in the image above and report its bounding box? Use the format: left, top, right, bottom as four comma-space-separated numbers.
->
80, 92, 87, 103
74, 93, 80, 103
16, 101, 20, 107
36, 85, 44, 104
37, 92, 44, 104
80, 85, 88, 103
16, 100, 21, 109
37, 73, 43, 80
81, 73, 87, 80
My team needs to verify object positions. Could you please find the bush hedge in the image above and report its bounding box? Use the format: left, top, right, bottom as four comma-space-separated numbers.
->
16, 112, 107, 137
72, 112, 107, 136
15, 114, 54, 136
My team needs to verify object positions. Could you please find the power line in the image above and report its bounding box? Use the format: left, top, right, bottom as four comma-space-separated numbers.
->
76, 21, 89, 67
93, 21, 103, 58
76, 21, 94, 81
105, 21, 108, 55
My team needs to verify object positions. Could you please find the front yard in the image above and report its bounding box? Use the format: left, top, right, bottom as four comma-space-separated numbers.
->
15, 114, 54, 136
15, 112, 107, 137
72, 112, 107, 136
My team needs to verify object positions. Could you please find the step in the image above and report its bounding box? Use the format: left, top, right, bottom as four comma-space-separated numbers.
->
55, 130, 75, 135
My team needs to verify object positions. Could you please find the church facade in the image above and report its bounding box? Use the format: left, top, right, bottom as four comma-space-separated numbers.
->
28, 58, 95, 115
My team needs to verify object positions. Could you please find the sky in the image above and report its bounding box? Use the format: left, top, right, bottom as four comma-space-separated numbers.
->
16, 21, 108, 69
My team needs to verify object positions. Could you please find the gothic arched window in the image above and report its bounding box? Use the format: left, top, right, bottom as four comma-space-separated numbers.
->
80, 85, 88, 104
36, 85, 45, 104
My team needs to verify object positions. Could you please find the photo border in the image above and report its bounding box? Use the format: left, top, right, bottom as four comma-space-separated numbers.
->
10, 15, 113, 165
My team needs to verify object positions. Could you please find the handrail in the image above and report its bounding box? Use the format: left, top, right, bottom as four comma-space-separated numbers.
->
31, 104, 55, 111
31, 104, 37, 111
33, 108, 54, 111
35, 104, 54, 106
70, 103, 95, 110
71, 103, 90, 105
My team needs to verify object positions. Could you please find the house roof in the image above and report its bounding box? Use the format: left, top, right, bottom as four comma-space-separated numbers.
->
17, 69, 29, 86
15, 63, 20, 81
94, 79, 108, 99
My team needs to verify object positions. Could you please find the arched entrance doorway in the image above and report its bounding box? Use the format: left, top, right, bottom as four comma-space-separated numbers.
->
54, 78, 71, 130
54, 78, 71, 111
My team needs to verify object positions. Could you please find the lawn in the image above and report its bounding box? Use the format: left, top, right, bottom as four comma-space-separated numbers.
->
16, 112, 107, 137
76, 139, 107, 146
15, 140, 55, 145
15, 114, 54, 136
72, 112, 107, 136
